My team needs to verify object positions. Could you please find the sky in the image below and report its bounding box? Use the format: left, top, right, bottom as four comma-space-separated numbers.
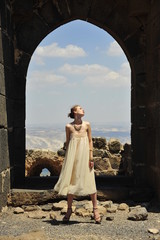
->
26, 20, 131, 127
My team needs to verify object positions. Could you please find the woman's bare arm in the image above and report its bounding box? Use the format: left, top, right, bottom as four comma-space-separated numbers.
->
65, 124, 71, 149
87, 122, 93, 162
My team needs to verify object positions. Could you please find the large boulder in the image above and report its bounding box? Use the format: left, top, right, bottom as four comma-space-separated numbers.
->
108, 138, 123, 153
92, 137, 107, 149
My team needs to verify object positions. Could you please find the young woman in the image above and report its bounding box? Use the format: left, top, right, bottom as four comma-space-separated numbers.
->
54, 105, 101, 224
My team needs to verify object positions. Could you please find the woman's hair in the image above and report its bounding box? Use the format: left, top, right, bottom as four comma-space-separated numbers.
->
68, 105, 79, 118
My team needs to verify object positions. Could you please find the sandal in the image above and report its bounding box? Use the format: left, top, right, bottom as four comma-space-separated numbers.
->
62, 208, 72, 223
93, 207, 102, 224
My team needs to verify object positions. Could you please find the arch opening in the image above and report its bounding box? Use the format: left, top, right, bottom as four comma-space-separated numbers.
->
26, 20, 131, 179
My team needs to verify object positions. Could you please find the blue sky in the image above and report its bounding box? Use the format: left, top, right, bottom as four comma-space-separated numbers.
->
26, 20, 131, 126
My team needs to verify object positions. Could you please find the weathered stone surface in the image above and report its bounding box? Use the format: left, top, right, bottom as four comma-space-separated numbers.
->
108, 138, 123, 153
128, 207, 148, 221
109, 155, 122, 169
0, 63, 5, 95
25, 149, 63, 176
118, 203, 129, 211
100, 201, 113, 208
52, 200, 67, 211
0, 95, 7, 127
22, 205, 40, 211
0, 169, 10, 211
0, 129, 10, 172
148, 228, 159, 235
27, 210, 49, 219
13, 207, 24, 214
106, 215, 114, 221
107, 206, 117, 213
94, 157, 111, 171
25, 137, 131, 179
50, 211, 57, 220
92, 137, 107, 149
41, 204, 53, 211
9, 189, 59, 206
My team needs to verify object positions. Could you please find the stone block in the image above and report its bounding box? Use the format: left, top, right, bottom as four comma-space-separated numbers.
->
0, 169, 10, 211
135, 73, 147, 105
147, 103, 160, 128
0, 95, 7, 127
67, 0, 93, 19
14, 51, 31, 77
1, 31, 14, 68
131, 106, 147, 128
6, 98, 14, 127
13, 127, 25, 150
0, 1, 5, 28
0, 129, 10, 172
4, 67, 14, 99
0, 30, 3, 64
13, 99, 25, 127
12, 75, 26, 100
124, 31, 143, 58
0, 63, 5, 95
12, 165, 25, 188
16, 14, 49, 54
131, 127, 147, 164
38, 1, 64, 27
93, 137, 107, 149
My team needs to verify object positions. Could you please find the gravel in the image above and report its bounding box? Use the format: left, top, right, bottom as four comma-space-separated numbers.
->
0, 204, 160, 240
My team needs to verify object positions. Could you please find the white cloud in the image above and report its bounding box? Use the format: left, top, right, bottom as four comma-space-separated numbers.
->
59, 63, 110, 75
27, 70, 67, 89
35, 42, 87, 59
107, 40, 124, 56
58, 62, 130, 88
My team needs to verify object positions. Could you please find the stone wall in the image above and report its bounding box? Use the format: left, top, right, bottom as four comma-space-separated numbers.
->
25, 137, 132, 177
145, 1, 160, 200
0, 0, 12, 211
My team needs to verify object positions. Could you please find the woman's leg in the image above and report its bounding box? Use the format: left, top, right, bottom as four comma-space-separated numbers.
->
90, 192, 101, 223
67, 194, 74, 208
63, 194, 74, 222
90, 192, 98, 208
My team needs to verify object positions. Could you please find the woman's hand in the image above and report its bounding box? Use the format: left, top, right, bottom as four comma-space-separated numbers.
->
89, 160, 94, 169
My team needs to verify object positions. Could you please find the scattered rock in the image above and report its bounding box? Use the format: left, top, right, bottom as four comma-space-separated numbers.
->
148, 228, 159, 234
106, 215, 114, 221
107, 205, 117, 213
100, 200, 113, 208
13, 207, 24, 214
41, 204, 53, 211
52, 201, 67, 211
108, 138, 123, 153
27, 210, 48, 219
128, 207, 148, 221
98, 206, 107, 215
22, 205, 41, 211
50, 211, 57, 220
93, 137, 107, 149
118, 203, 129, 211
75, 208, 91, 217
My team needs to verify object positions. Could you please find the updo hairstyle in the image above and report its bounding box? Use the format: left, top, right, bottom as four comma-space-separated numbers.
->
68, 105, 79, 118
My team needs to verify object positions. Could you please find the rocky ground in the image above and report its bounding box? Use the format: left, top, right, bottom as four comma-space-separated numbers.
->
0, 199, 160, 240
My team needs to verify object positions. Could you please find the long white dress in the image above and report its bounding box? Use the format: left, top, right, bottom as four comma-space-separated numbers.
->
54, 122, 97, 196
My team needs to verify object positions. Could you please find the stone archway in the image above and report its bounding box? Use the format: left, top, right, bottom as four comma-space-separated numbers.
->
1, 0, 160, 210
25, 150, 63, 177
10, 0, 148, 188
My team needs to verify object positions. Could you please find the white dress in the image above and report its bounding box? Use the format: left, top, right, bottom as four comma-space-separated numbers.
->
54, 122, 97, 196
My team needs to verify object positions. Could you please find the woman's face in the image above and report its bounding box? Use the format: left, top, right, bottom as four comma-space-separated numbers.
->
74, 106, 85, 116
